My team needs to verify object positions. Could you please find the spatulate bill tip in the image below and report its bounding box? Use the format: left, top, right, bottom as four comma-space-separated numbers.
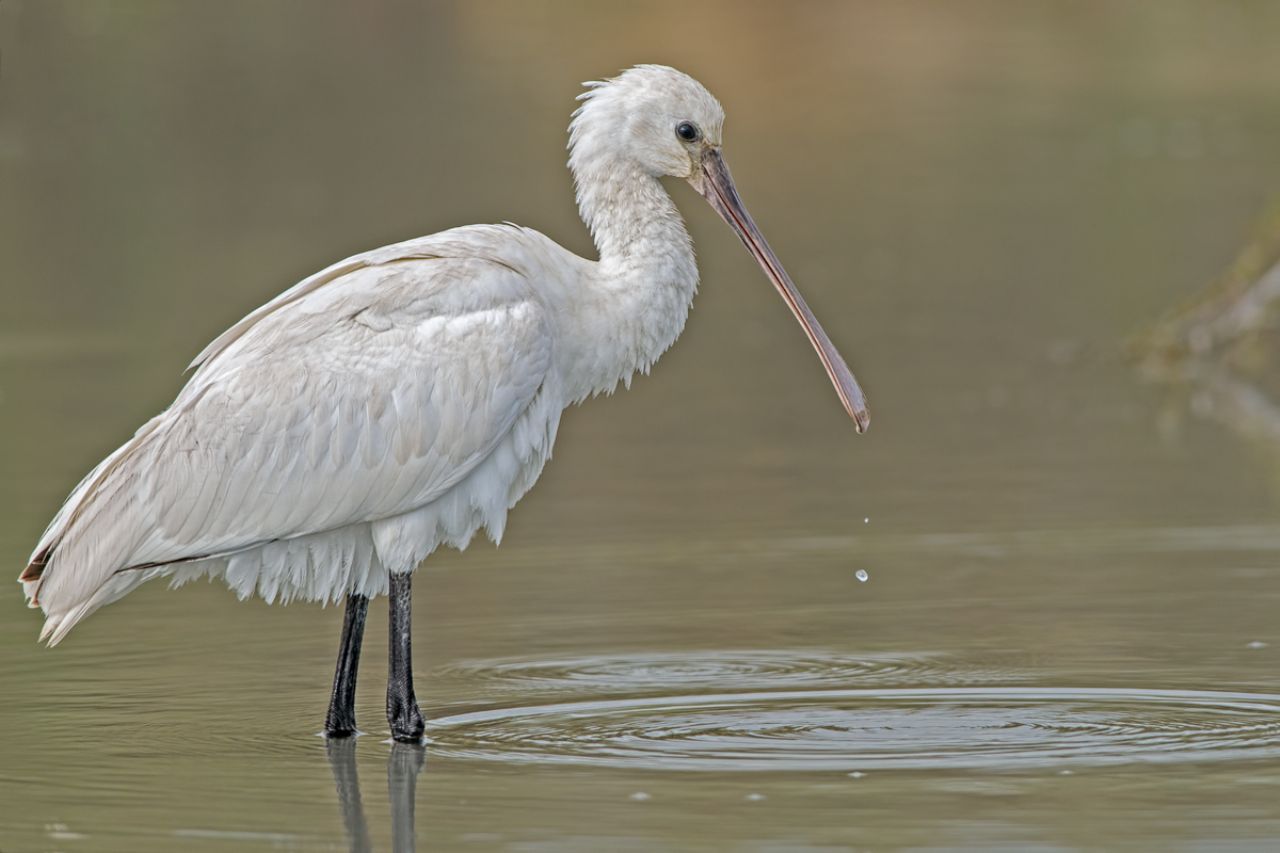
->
851, 407, 870, 434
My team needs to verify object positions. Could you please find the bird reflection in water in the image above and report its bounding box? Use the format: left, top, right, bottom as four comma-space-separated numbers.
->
325, 738, 425, 853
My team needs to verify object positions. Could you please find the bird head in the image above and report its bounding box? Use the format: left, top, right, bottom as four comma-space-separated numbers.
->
570, 64, 724, 181
570, 65, 870, 432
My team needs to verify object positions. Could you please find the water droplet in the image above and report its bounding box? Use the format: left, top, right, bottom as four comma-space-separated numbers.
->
629, 791, 651, 802
745, 792, 766, 802
847, 771, 866, 779
1247, 641, 1269, 650
855, 570, 869, 583
1058, 769, 1074, 776
863, 517, 870, 524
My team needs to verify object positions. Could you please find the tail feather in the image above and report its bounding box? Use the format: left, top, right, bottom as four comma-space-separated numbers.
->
37, 611, 67, 644
19, 411, 175, 643
19, 545, 52, 608
36, 568, 158, 646
19, 547, 49, 582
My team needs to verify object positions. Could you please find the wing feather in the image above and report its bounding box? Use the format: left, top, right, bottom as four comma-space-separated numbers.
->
29, 247, 553, 627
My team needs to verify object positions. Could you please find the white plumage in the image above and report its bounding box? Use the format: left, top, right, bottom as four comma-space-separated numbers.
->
21, 65, 867, 648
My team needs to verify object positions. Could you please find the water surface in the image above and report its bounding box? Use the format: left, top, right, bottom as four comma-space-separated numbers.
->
3, 1, 1280, 850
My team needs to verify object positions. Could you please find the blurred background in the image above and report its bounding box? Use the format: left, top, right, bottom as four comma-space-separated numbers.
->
3, 1, 1280, 850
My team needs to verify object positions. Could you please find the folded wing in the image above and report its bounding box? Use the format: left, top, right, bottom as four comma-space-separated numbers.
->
25, 245, 553, 640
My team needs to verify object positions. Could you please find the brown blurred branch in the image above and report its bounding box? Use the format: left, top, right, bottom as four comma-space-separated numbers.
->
1134, 201, 1280, 365
1134, 200, 1280, 452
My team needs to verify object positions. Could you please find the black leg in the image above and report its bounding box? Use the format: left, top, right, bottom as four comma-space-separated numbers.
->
325, 593, 369, 738
387, 573, 425, 743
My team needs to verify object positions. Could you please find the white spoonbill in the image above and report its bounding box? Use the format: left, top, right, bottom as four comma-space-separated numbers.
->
20, 64, 869, 742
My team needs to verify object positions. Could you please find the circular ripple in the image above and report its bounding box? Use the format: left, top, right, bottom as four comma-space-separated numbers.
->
439, 650, 1031, 694
425, 688, 1280, 771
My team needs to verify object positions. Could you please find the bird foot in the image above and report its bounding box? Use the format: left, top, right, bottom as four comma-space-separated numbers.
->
388, 701, 425, 743
324, 725, 360, 739
390, 721, 424, 743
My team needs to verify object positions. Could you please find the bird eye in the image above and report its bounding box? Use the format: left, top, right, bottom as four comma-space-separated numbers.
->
675, 121, 700, 143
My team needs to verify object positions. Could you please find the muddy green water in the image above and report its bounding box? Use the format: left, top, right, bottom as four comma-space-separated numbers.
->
4, 2, 1280, 850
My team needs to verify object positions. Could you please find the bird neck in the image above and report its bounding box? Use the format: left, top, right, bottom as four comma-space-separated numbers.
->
566, 157, 700, 399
